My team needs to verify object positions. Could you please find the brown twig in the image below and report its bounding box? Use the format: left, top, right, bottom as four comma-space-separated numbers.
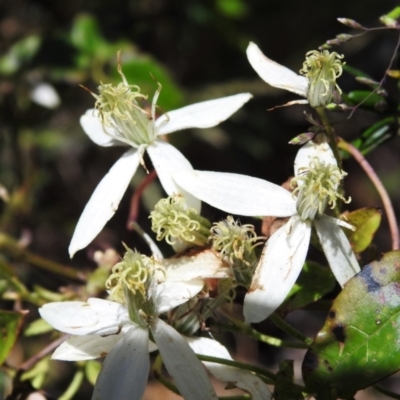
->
338, 138, 399, 250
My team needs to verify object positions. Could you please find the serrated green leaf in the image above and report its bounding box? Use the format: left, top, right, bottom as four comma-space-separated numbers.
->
302, 251, 400, 399
280, 262, 336, 314
0, 310, 24, 365
24, 318, 53, 336
274, 360, 304, 400
85, 360, 102, 386
342, 208, 382, 253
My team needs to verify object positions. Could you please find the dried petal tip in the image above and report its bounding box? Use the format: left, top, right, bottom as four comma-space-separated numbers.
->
300, 50, 344, 108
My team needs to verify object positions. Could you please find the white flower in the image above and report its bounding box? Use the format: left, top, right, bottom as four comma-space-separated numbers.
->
246, 42, 344, 108
69, 71, 252, 257
39, 250, 230, 400
173, 141, 360, 323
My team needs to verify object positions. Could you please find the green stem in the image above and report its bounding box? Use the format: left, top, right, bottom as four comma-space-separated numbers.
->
197, 355, 276, 383
59, 368, 85, 400
0, 233, 86, 281
270, 313, 313, 345
315, 106, 342, 167
374, 385, 400, 399
215, 322, 309, 349
152, 354, 181, 395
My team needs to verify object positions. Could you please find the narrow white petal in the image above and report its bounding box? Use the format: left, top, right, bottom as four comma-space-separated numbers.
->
147, 141, 200, 211
151, 319, 218, 400
294, 141, 336, 176
92, 326, 149, 400
244, 217, 311, 323
80, 109, 122, 147
315, 215, 360, 286
52, 334, 121, 361
162, 249, 229, 281
246, 42, 308, 97
69, 149, 140, 257
155, 93, 252, 135
39, 298, 129, 336
188, 337, 271, 400
173, 170, 296, 217
156, 280, 205, 313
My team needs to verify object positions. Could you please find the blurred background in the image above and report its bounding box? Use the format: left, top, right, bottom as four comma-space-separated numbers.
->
0, 0, 399, 398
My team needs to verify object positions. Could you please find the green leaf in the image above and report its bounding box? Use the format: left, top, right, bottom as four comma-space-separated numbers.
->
341, 208, 382, 253
0, 35, 41, 75
345, 90, 386, 109
85, 360, 102, 386
114, 58, 184, 110
280, 261, 336, 314
302, 251, 400, 399
274, 360, 304, 400
0, 310, 24, 365
24, 318, 53, 336
70, 14, 105, 55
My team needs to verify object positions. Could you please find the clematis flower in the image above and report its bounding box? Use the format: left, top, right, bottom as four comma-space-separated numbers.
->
172, 140, 360, 323
39, 248, 230, 400
246, 42, 344, 108
69, 65, 252, 257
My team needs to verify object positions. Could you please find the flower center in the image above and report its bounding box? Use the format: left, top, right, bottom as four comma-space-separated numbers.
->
299, 50, 344, 108
210, 216, 262, 286
106, 246, 159, 326
291, 158, 350, 221
149, 195, 211, 247
92, 59, 161, 148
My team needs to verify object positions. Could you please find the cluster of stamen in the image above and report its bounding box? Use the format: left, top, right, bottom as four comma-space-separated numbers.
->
299, 50, 344, 107
150, 195, 210, 246
291, 158, 350, 221
211, 216, 262, 286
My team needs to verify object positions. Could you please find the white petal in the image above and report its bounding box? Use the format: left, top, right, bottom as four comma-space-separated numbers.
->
30, 83, 60, 109
80, 109, 122, 147
155, 93, 252, 135
173, 170, 296, 217
156, 280, 205, 313
69, 149, 140, 257
162, 249, 230, 281
147, 140, 200, 211
92, 326, 149, 400
314, 215, 360, 286
246, 42, 308, 97
188, 337, 271, 400
151, 319, 218, 400
39, 298, 129, 336
244, 217, 311, 323
294, 141, 336, 176
52, 334, 121, 361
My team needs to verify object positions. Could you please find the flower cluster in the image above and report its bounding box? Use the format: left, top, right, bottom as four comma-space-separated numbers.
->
40, 42, 362, 399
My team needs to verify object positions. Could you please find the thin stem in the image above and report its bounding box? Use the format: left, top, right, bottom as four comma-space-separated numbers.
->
270, 313, 313, 345
0, 233, 86, 281
18, 334, 68, 371
315, 106, 341, 167
197, 355, 276, 383
214, 322, 309, 349
59, 368, 85, 400
338, 138, 399, 250
152, 354, 181, 395
374, 385, 400, 399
